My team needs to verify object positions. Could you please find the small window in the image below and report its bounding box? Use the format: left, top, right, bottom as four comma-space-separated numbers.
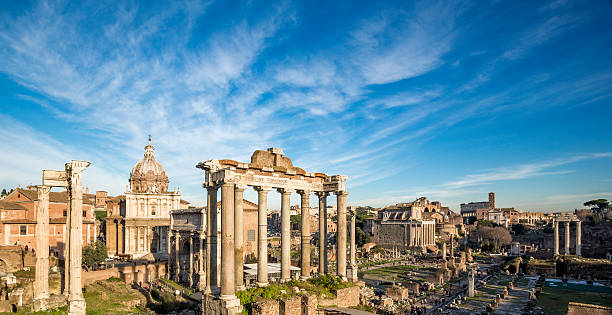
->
247, 230, 256, 242
20, 225, 27, 235
63, 210, 67, 216
152, 206, 156, 216
83, 211, 86, 217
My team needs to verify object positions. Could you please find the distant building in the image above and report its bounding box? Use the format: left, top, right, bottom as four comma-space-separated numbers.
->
0, 187, 97, 257
371, 197, 437, 249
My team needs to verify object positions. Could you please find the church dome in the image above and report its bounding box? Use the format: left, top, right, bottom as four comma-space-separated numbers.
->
129, 137, 169, 193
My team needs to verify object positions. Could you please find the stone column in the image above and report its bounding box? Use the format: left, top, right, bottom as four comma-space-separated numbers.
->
317, 192, 328, 275
553, 221, 559, 255
468, 269, 475, 297
63, 200, 70, 296
175, 232, 180, 282
137, 227, 141, 253
576, 221, 582, 256
442, 242, 447, 260
189, 235, 194, 288
220, 182, 236, 300
66, 160, 89, 315
234, 184, 246, 291
34, 185, 51, 311
348, 212, 358, 282
206, 186, 218, 293
299, 190, 312, 280
198, 235, 205, 290
565, 221, 570, 255
335, 191, 348, 280
256, 186, 270, 286
279, 188, 293, 282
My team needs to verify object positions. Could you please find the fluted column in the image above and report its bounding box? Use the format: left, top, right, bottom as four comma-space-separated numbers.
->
220, 182, 236, 300
298, 190, 311, 279
189, 235, 194, 288
234, 184, 246, 290
34, 185, 51, 311
66, 160, 89, 315
350, 213, 356, 267
553, 221, 559, 255
256, 186, 271, 286
174, 232, 180, 282
565, 221, 570, 255
335, 191, 348, 280
206, 186, 218, 293
199, 235, 205, 290
576, 221, 582, 256
279, 188, 293, 282
317, 192, 328, 274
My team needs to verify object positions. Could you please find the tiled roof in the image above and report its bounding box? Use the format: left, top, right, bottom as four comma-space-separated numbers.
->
0, 200, 27, 211
14, 188, 95, 205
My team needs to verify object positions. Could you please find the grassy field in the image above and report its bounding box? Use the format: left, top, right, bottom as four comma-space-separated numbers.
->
361, 264, 436, 282
537, 287, 612, 315
83, 277, 147, 315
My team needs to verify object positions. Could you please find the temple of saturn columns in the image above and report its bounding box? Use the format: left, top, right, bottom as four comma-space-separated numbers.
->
34, 160, 90, 315
552, 213, 582, 256
196, 148, 356, 314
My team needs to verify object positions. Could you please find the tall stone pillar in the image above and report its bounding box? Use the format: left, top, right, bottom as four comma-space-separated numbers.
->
220, 182, 236, 300
66, 160, 89, 315
137, 227, 141, 253
206, 186, 218, 293
468, 269, 475, 297
317, 192, 328, 275
175, 232, 180, 282
63, 199, 70, 296
198, 235, 205, 290
553, 221, 559, 255
564, 221, 570, 255
442, 242, 447, 260
347, 212, 358, 282
255, 186, 270, 286
189, 235, 194, 288
34, 185, 51, 311
279, 188, 293, 282
576, 221, 582, 256
299, 190, 312, 280
234, 185, 246, 291
335, 191, 348, 280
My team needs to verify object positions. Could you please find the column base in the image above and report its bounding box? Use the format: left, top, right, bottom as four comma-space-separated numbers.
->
68, 297, 86, 315
299, 276, 310, 281
32, 297, 49, 312
203, 293, 242, 315
347, 266, 358, 282
236, 285, 246, 291
256, 282, 269, 287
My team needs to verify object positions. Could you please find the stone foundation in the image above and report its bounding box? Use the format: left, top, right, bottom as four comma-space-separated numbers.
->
567, 302, 612, 315
202, 294, 243, 315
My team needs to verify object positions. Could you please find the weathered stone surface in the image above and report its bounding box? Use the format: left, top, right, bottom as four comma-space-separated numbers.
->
252, 299, 280, 315
301, 294, 318, 315
336, 286, 360, 308
567, 302, 612, 315
280, 296, 301, 315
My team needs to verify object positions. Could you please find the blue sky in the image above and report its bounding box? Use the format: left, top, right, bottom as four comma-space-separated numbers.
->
0, 0, 611, 212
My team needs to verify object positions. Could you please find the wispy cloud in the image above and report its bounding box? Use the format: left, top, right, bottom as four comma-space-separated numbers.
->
444, 153, 612, 189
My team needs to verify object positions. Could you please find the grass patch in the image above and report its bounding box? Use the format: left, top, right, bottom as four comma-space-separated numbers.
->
537, 286, 612, 315
83, 279, 146, 315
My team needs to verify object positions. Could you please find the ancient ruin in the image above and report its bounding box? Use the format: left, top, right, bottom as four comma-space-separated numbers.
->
34, 160, 90, 314
553, 213, 582, 256
197, 148, 352, 314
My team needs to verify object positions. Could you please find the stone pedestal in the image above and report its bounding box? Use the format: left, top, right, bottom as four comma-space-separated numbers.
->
203, 293, 242, 315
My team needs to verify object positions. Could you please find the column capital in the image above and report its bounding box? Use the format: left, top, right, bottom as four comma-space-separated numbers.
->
296, 189, 312, 196
254, 186, 272, 192
315, 191, 328, 197
235, 183, 247, 191
37, 185, 51, 194
206, 185, 218, 192
334, 190, 349, 196
277, 188, 294, 194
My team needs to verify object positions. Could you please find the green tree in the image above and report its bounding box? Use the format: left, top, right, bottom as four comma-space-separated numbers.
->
584, 199, 610, 210
511, 223, 527, 235
356, 226, 371, 247
82, 240, 107, 268
290, 215, 301, 227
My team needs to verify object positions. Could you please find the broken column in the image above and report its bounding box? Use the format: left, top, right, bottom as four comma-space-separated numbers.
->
468, 269, 475, 297
575, 220, 582, 256
553, 221, 559, 255
347, 212, 358, 282
33, 185, 51, 311
66, 160, 90, 315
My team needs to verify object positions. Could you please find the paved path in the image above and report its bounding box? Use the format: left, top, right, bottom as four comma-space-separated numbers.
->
321, 307, 377, 315
494, 278, 536, 315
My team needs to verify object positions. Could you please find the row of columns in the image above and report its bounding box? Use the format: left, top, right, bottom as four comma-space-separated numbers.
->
553, 220, 582, 256
204, 182, 350, 300
406, 223, 435, 247
170, 231, 205, 288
